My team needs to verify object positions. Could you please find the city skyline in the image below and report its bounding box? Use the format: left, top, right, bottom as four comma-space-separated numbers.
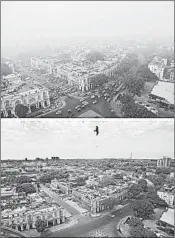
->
1, 119, 174, 160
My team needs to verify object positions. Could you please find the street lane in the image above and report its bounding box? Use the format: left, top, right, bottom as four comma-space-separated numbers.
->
49, 204, 133, 237
41, 185, 81, 216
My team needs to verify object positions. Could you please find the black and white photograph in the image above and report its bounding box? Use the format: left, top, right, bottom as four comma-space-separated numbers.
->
1, 119, 174, 237
1, 1, 174, 238
1, 1, 174, 118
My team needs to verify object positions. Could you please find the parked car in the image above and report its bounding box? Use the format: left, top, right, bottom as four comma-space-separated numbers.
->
56, 110, 62, 115
68, 109, 72, 113
93, 100, 97, 104
107, 214, 115, 218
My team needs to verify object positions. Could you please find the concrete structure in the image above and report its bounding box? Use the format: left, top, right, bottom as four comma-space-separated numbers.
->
170, 71, 174, 82
78, 110, 103, 118
1, 226, 30, 238
1, 204, 65, 232
72, 186, 127, 214
148, 57, 167, 80
51, 179, 70, 194
1, 82, 50, 117
158, 208, 174, 228
157, 191, 174, 207
157, 157, 171, 167
30, 54, 120, 92
1, 187, 16, 200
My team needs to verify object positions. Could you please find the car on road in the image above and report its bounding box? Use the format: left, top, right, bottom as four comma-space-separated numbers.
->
93, 100, 97, 104
68, 109, 72, 113
56, 110, 62, 115
108, 214, 115, 218
150, 108, 159, 115
77, 108, 81, 112
91, 95, 95, 99
80, 99, 84, 102
138, 101, 143, 105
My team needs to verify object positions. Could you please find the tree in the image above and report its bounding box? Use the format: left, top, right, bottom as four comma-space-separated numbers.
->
15, 104, 28, 118
124, 76, 145, 97
16, 183, 36, 195
86, 51, 106, 63
90, 74, 109, 87
128, 217, 144, 228
16, 176, 32, 184
130, 227, 157, 237
137, 64, 158, 82
155, 167, 171, 175
147, 175, 165, 191
121, 101, 157, 118
146, 191, 168, 208
131, 200, 154, 219
35, 218, 47, 234
119, 93, 133, 104
138, 179, 148, 192
125, 184, 143, 200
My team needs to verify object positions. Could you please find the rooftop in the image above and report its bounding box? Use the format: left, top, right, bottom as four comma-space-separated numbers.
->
160, 208, 174, 226
78, 110, 103, 118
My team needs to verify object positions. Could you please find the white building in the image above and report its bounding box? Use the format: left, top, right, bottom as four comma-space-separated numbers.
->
1, 82, 50, 118
157, 191, 174, 207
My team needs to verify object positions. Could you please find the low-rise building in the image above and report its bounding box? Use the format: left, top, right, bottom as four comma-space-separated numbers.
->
157, 156, 171, 167
51, 179, 70, 194
1, 204, 65, 232
148, 57, 167, 80
157, 189, 174, 207
72, 185, 127, 214
1, 76, 50, 118
157, 208, 174, 229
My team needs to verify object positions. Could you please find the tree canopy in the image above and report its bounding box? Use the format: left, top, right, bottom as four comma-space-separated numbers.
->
15, 104, 29, 118
16, 175, 32, 184
125, 184, 142, 200
35, 218, 47, 234
138, 179, 148, 192
120, 96, 157, 118
16, 183, 36, 195
146, 190, 168, 208
131, 200, 154, 220
86, 51, 106, 63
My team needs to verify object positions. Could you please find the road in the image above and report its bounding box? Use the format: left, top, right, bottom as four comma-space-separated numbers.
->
41, 185, 81, 216
49, 204, 133, 237
41, 96, 117, 118
18, 65, 122, 118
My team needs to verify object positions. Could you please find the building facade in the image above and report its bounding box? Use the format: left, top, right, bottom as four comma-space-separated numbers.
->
157, 157, 171, 167
1, 205, 65, 232
157, 191, 174, 207
1, 86, 50, 118
72, 187, 126, 214
51, 179, 70, 194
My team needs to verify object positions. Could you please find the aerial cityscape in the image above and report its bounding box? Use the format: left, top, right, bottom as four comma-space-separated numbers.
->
1, 1, 174, 238
1, 119, 174, 237
1, 1, 174, 118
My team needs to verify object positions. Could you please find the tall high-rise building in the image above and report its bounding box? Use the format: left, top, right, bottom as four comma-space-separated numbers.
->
157, 156, 171, 167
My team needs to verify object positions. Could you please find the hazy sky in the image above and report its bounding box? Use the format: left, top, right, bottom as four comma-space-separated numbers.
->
1, 119, 174, 160
1, 1, 174, 49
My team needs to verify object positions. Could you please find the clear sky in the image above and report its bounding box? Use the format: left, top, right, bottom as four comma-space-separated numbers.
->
1, 1, 174, 50
1, 119, 174, 160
